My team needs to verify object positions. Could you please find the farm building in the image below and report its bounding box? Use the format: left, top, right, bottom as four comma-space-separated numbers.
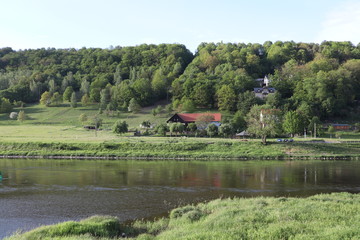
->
167, 113, 221, 126
330, 124, 351, 131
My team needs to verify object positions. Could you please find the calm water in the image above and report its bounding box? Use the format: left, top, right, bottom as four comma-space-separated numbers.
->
1, 159, 360, 238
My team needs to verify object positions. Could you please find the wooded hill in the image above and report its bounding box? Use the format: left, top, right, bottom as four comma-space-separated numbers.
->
0, 41, 360, 121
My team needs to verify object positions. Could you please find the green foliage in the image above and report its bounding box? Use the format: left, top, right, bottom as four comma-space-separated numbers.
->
40, 91, 51, 106
17, 110, 26, 122
187, 123, 197, 133
63, 86, 74, 102
216, 85, 236, 111
81, 94, 90, 106
12, 193, 360, 240
1, 41, 360, 120
0, 97, 12, 113
6, 216, 120, 239
181, 98, 195, 113
283, 111, 303, 137
219, 123, 234, 138
231, 111, 246, 133
100, 86, 111, 110
308, 116, 321, 137
246, 105, 282, 144
79, 113, 88, 124
237, 91, 263, 116
154, 123, 169, 136
128, 98, 141, 113
206, 123, 218, 137
165, 104, 173, 116
51, 92, 63, 106
170, 123, 185, 136
113, 120, 128, 134
70, 92, 77, 108
151, 105, 163, 116
91, 115, 102, 130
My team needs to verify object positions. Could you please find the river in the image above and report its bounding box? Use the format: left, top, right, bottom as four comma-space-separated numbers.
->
1, 159, 360, 238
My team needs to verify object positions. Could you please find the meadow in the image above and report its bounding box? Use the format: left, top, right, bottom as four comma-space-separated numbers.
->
6, 192, 360, 239
1, 103, 360, 159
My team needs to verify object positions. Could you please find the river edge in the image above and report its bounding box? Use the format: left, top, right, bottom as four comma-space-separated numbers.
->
0, 154, 358, 160
1, 139, 360, 161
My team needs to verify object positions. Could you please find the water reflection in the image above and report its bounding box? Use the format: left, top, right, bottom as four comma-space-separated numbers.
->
0, 159, 360, 238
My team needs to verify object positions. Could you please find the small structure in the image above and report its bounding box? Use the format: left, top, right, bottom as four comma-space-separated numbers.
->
254, 87, 276, 99
331, 124, 351, 131
167, 113, 221, 126
236, 130, 250, 138
255, 75, 271, 87
254, 75, 276, 99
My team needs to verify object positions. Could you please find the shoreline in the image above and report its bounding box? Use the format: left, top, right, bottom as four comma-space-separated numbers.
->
0, 154, 357, 161
1, 140, 360, 161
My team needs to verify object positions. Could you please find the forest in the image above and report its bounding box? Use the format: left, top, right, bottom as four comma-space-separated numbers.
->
0, 41, 360, 127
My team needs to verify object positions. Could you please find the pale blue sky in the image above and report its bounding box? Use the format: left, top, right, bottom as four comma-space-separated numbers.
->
1, 0, 359, 52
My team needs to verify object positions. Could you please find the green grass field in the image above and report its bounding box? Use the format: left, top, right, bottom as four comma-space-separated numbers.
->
1, 103, 360, 159
7, 192, 360, 240
0, 103, 171, 128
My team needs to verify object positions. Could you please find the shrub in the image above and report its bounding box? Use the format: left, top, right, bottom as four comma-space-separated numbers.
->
113, 120, 128, 134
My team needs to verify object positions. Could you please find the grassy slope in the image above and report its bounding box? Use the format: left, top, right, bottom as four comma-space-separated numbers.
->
7, 192, 360, 240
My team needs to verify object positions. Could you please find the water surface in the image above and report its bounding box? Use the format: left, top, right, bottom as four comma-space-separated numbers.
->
1, 159, 360, 238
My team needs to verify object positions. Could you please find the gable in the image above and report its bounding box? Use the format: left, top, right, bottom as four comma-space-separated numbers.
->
167, 113, 222, 123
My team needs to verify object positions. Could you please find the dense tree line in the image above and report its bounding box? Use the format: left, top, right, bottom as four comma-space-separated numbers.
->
1, 41, 360, 125
0, 44, 193, 109
172, 41, 360, 117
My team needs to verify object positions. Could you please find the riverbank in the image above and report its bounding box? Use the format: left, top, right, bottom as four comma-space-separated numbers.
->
1, 140, 360, 160
6, 192, 360, 239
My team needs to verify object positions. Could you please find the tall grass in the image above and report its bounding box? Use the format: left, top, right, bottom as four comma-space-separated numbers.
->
136, 192, 360, 239
8, 193, 360, 239
5, 216, 121, 240
2, 139, 360, 159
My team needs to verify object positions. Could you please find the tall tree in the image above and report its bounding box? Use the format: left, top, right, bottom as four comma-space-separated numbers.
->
63, 86, 74, 102
70, 92, 77, 108
283, 111, 302, 137
246, 105, 282, 144
40, 91, 51, 106
128, 98, 141, 113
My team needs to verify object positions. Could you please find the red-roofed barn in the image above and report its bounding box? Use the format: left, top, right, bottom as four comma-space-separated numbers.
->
167, 113, 222, 125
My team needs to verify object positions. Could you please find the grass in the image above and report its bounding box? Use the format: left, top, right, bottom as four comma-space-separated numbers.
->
2, 103, 360, 159
5, 216, 121, 240
7, 192, 360, 239
0, 103, 171, 129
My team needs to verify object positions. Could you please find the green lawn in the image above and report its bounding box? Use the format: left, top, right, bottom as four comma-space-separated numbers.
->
0, 103, 171, 129
2, 103, 360, 159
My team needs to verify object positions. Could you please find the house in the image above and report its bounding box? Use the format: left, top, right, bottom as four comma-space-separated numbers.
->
254, 87, 276, 99
167, 113, 222, 126
255, 75, 271, 87
254, 75, 276, 99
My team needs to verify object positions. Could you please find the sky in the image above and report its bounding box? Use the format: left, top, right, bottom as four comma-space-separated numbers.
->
1, 0, 360, 53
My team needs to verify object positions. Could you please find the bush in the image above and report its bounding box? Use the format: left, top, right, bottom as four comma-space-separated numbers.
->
113, 120, 128, 134
11, 216, 120, 238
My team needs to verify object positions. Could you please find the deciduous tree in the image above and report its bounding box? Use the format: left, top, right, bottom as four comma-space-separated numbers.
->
246, 105, 282, 144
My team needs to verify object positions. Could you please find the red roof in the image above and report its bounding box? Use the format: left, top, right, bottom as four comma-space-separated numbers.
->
177, 113, 221, 122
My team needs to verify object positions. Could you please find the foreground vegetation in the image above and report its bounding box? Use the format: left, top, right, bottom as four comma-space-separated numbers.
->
7, 192, 360, 239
